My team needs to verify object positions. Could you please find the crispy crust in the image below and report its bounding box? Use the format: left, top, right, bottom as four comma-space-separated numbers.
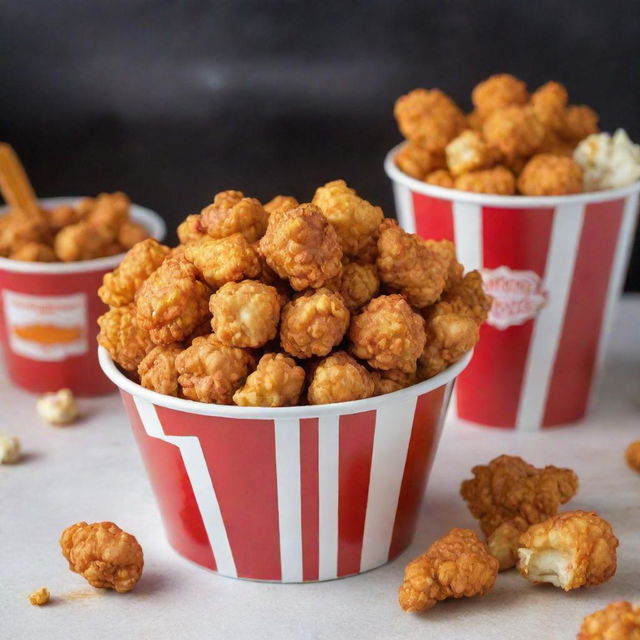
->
307, 351, 375, 405
517, 153, 583, 195
200, 190, 268, 243
138, 344, 183, 396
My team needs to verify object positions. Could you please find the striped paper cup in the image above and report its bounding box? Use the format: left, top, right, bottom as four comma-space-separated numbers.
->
0, 197, 165, 395
385, 143, 640, 430
98, 346, 470, 582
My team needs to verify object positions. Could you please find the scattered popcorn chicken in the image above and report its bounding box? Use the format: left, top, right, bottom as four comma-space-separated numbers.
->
398, 528, 498, 613
517, 511, 618, 591
625, 441, 640, 472
0, 435, 21, 463
578, 601, 640, 639
60, 521, 144, 593
28, 587, 50, 606
36, 389, 79, 425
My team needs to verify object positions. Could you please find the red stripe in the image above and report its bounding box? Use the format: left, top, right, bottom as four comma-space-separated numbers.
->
457, 206, 554, 427
121, 393, 217, 571
411, 192, 454, 240
337, 410, 376, 577
299, 418, 319, 581
388, 386, 446, 560
159, 409, 282, 580
543, 199, 625, 426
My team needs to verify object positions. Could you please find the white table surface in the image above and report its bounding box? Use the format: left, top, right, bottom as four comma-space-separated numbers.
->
2, 296, 639, 640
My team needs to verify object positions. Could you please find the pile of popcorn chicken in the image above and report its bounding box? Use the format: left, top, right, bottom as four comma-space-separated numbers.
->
97, 181, 491, 406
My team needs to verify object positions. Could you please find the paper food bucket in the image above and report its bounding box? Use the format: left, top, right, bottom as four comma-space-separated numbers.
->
0, 197, 165, 396
385, 143, 640, 430
98, 346, 470, 582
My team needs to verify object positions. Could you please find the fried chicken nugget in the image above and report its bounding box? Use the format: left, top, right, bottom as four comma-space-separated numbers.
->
445, 130, 498, 176
200, 190, 268, 243
135, 257, 211, 345
424, 169, 455, 189
54, 222, 116, 262
46, 204, 83, 232
471, 73, 529, 119
441, 270, 492, 325
398, 528, 499, 613
530, 81, 568, 132
10, 242, 57, 262
578, 601, 640, 639
259, 203, 343, 290
563, 105, 599, 142
395, 142, 446, 180
376, 220, 449, 308
233, 353, 305, 407
264, 195, 299, 215
280, 288, 350, 358
85, 191, 130, 233
372, 368, 417, 395
210, 279, 282, 348
454, 166, 517, 195
518, 153, 584, 195
517, 511, 618, 590
97, 304, 154, 371
349, 294, 426, 373
175, 334, 255, 404
138, 344, 183, 396
307, 351, 375, 405
327, 261, 379, 311
177, 214, 206, 245
483, 105, 545, 160
118, 220, 149, 249
0, 215, 50, 257
312, 179, 384, 258
99, 238, 170, 307
425, 238, 464, 290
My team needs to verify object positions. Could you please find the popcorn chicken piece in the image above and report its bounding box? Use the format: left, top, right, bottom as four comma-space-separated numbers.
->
259, 203, 342, 290
578, 601, 640, 639
175, 334, 255, 404
46, 204, 82, 232
60, 521, 144, 593
233, 353, 305, 407
394, 88, 466, 152
518, 154, 584, 196
54, 222, 116, 262
472, 74, 529, 119
424, 169, 455, 189
441, 270, 492, 325
455, 166, 516, 195
530, 81, 568, 132
446, 130, 498, 176
98, 304, 154, 371
135, 257, 211, 345
177, 214, 206, 245
483, 105, 545, 160
264, 195, 299, 214
280, 288, 350, 358
184, 233, 261, 289
625, 441, 640, 472
210, 279, 282, 348
99, 238, 170, 307
376, 220, 449, 308
307, 351, 375, 405
517, 511, 618, 590
0, 215, 49, 257
563, 105, 599, 142
312, 179, 384, 258
200, 190, 268, 243
118, 220, 149, 249
487, 517, 529, 571
85, 192, 130, 233
372, 368, 417, 395
395, 143, 446, 180
138, 345, 182, 396
425, 238, 464, 290
327, 261, 379, 311
36, 389, 79, 425
28, 587, 50, 606
10, 242, 57, 262
349, 294, 426, 373
0, 435, 21, 464
398, 528, 499, 613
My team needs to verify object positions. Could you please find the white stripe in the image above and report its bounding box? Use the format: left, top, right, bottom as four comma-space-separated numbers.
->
359, 397, 417, 571
274, 417, 303, 582
516, 203, 585, 431
425, 381, 455, 473
317, 413, 340, 580
452, 201, 483, 270
132, 396, 237, 577
392, 182, 416, 233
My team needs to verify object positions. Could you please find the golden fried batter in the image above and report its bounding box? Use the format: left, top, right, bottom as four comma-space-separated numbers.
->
472, 73, 529, 119
454, 166, 516, 195
441, 270, 492, 325
517, 153, 584, 195
445, 130, 498, 176
0, 215, 49, 257
118, 220, 149, 249
54, 222, 116, 262
563, 105, 599, 142
46, 204, 82, 232
395, 143, 446, 180
85, 192, 130, 233
264, 195, 299, 215
307, 351, 375, 405
138, 344, 183, 396
483, 105, 545, 160
398, 528, 498, 613
578, 601, 640, 639
424, 169, 455, 189
10, 242, 57, 262
530, 81, 568, 132
200, 190, 268, 243
327, 261, 379, 311
372, 368, 417, 395
625, 441, 640, 472
424, 238, 464, 290
177, 214, 206, 245
487, 517, 529, 571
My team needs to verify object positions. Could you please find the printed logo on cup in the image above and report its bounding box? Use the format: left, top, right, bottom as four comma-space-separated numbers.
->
2, 291, 88, 361
480, 266, 547, 330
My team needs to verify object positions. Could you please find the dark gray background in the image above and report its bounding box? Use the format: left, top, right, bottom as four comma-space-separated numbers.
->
1, 0, 639, 288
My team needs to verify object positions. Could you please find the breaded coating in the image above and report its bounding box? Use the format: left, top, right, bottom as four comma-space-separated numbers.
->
395, 143, 446, 180
99, 238, 170, 307
372, 368, 417, 395
398, 528, 498, 613
312, 179, 384, 257
264, 195, 299, 214
175, 334, 255, 404
138, 344, 182, 397
10, 242, 57, 262
424, 170, 455, 189
185, 233, 261, 289
135, 257, 211, 345
0, 215, 49, 257
455, 166, 516, 195
531, 81, 568, 132
445, 130, 498, 176
177, 214, 206, 244
518, 153, 584, 196
349, 294, 426, 373
54, 222, 116, 262
60, 521, 143, 593
259, 203, 343, 290
538, 130, 576, 157
578, 601, 640, 639
46, 204, 82, 232
233, 353, 305, 407
307, 351, 375, 405
97, 304, 154, 371
280, 288, 350, 358
563, 105, 599, 142
328, 261, 379, 311
441, 270, 492, 325
487, 517, 529, 571
354, 235, 379, 264
625, 441, 640, 472
425, 238, 464, 290
376, 220, 449, 308
210, 279, 282, 348
483, 105, 545, 160
118, 220, 149, 249
85, 192, 130, 233
472, 73, 529, 119
394, 88, 466, 152
466, 110, 484, 132
200, 190, 268, 243
517, 511, 618, 590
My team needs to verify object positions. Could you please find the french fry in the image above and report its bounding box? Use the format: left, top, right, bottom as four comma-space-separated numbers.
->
0, 143, 40, 218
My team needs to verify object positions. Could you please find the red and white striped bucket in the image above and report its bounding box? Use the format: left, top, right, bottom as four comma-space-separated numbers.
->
98, 346, 470, 582
0, 198, 165, 395
385, 144, 640, 430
